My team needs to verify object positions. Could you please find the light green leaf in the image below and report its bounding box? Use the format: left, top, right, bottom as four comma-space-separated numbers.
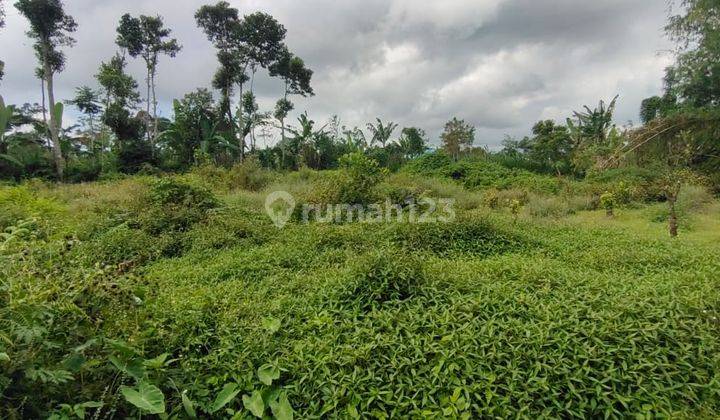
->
257, 363, 280, 386
242, 391, 265, 418
143, 353, 169, 369
0, 352, 9, 362
262, 317, 281, 334
108, 355, 146, 380
181, 390, 197, 418
270, 392, 294, 420
209, 383, 240, 413
120, 382, 165, 414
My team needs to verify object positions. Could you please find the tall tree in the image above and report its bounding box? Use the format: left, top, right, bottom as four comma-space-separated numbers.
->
398, 127, 428, 158
366, 118, 398, 148
526, 120, 574, 175
96, 54, 148, 173
116, 13, 181, 151
236, 12, 286, 160
269, 47, 313, 143
195, 1, 243, 140
441, 117, 475, 161
196, 3, 287, 161
15, 0, 77, 179
664, 0, 720, 107
66, 86, 102, 156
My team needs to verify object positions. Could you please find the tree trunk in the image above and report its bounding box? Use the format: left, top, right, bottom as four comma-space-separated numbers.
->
151, 68, 158, 150
40, 77, 51, 151
668, 194, 678, 238
238, 80, 244, 163
43, 49, 65, 180
145, 65, 153, 155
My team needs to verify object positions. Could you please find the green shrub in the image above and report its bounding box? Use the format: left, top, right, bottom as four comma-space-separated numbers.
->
65, 159, 102, 183
307, 153, 385, 206
79, 224, 160, 266
645, 185, 713, 223
403, 151, 453, 175
135, 178, 219, 233
341, 249, 425, 308
600, 191, 617, 216
228, 158, 275, 191
388, 218, 531, 256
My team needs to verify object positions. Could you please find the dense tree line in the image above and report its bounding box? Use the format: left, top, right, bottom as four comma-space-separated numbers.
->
0, 0, 718, 195
0, 0, 435, 181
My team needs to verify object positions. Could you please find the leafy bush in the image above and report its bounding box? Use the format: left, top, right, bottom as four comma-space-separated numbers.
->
65, 159, 102, 183
307, 153, 385, 206
403, 151, 453, 175
191, 158, 275, 192
388, 217, 532, 256
135, 178, 219, 233
341, 249, 425, 308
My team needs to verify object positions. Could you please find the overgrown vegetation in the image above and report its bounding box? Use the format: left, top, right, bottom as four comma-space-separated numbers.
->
1, 169, 719, 418
1, 0, 720, 417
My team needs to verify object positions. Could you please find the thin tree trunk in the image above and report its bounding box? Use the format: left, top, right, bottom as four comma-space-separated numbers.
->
43, 47, 65, 180
280, 83, 288, 144
40, 77, 50, 150
668, 193, 678, 238
146, 64, 153, 157
238, 80, 244, 163
151, 69, 158, 153
89, 116, 95, 159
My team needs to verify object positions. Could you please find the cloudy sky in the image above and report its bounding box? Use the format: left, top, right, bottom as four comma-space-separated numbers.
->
1, 0, 673, 148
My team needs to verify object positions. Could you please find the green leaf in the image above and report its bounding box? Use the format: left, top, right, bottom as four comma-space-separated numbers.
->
181, 390, 197, 418
143, 353, 169, 369
270, 392, 294, 420
108, 355, 146, 380
242, 391, 265, 418
257, 363, 280, 386
0, 352, 9, 362
120, 382, 165, 414
262, 317, 281, 334
209, 383, 240, 413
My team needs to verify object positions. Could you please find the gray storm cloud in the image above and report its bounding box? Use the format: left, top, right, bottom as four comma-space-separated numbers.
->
0, 0, 672, 147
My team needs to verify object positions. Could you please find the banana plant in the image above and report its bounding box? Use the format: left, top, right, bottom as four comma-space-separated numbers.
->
0, 95, 22, 168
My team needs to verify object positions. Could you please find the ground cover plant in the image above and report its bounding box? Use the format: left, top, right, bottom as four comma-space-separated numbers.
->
1, 166, 719, 418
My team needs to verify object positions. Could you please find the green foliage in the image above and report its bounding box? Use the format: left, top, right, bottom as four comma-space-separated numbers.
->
1, 173, 720, 418
403, 151, 453, 175
440, 117, 475, 161
405, 152, 560, 193
120, 382, 165, 414
341, 250, 425, 308
135, 178, 219, 233
309, 153, 385, 206
600, 191, 616, 216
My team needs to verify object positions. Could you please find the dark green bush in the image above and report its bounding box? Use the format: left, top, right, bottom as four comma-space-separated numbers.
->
342, 249, 425, 308
403, 151, 453, 175
389, 218, 532, 256
307, 153, 385, 206
135, 178, 219, 234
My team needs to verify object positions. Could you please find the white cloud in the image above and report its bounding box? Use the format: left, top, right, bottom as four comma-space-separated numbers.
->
387, 0, 505, 36
0, 0, 673, 147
